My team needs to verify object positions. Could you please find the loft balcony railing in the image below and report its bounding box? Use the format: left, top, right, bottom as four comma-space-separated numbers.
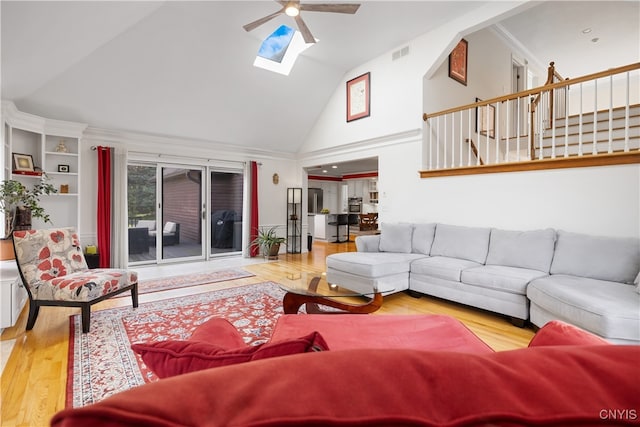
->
421, 62, 640, 177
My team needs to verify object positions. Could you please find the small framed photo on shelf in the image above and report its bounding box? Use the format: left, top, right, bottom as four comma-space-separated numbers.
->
58, 164, 70, 173
12, 153, 35, 172
346, 72, 370, 122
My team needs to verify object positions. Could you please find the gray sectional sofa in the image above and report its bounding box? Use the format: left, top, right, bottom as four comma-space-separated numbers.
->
325, 223, 640, 343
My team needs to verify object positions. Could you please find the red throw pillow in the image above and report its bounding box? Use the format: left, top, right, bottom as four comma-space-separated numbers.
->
189, 317, 246, 349
131, 331, 329, 378
528, 320, 610, 347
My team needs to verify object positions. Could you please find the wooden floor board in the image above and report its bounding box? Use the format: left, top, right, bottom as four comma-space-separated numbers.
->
1, 239, 534, 426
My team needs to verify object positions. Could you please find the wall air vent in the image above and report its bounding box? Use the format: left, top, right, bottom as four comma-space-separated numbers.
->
392, 46, 409, 61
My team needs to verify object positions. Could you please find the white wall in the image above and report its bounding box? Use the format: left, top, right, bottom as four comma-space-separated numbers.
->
371, 138, 640, 238
298, 4, 640, 238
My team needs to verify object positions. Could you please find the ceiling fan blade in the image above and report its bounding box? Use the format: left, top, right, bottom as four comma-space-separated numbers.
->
294, 15, 316, 43
299, 3, 360, 14
243, 9, 285, 32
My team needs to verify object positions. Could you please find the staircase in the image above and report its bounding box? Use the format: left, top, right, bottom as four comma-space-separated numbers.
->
518, 104, 640, 160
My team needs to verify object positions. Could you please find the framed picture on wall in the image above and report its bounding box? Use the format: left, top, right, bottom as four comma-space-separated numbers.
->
475, 98, 495, 139
448, 39, 468, 86
346, 72, 370, 122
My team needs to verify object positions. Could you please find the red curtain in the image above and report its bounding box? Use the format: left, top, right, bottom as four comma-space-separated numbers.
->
249, 161, 259, 257
97, 146, 112, 268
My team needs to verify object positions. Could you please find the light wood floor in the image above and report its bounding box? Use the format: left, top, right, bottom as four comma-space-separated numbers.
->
1, 240, 535, 427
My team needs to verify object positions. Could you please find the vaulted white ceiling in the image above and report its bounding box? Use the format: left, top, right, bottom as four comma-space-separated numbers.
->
2, 1, 638, 156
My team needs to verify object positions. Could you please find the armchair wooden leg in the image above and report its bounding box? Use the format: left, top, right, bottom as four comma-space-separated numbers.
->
81, 303, 91, 334
25, 301, 40, 330
131, 283, 139, 308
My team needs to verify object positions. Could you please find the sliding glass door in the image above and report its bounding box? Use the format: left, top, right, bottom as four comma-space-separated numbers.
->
127, 161, 245, 265
160, 165, 205, 262
209, 170, 244, 254
127, 164, 158, 264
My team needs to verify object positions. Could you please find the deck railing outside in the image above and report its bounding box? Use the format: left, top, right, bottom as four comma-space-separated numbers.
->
421, 62, 640, 175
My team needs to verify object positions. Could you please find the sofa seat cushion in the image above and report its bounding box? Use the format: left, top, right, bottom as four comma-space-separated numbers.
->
270, 314, 494, 354
461, 265, 549, 295
527, 275, 640, 341
410, 256, 481, 282
326, 252, 425, 278
51, 346, 640, 427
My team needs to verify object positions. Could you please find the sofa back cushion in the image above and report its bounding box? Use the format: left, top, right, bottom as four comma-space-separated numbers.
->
51, 346, 640, 427
550, 230, 640, 284
430, 224, 491, 264
378, 223, 413, 253
486, 228, 556, 272
411, 223, 437, 255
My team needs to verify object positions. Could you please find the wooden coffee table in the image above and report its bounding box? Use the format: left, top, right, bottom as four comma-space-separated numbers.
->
279, 272, 393, 314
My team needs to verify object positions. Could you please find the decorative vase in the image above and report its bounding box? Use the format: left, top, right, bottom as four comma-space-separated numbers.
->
0, 237, 15, 261
55, 140, 68, 153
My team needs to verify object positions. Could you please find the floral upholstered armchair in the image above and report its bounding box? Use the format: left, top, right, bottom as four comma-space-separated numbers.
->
12, 228, 138, 333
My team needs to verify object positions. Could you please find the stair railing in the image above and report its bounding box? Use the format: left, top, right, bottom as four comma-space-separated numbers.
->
530, 62, 568, 159
465, 138, 483, 165
422, 62, 639, 176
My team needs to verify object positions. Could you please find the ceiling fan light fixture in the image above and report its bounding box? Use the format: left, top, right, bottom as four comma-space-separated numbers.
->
285, 5, 300, 17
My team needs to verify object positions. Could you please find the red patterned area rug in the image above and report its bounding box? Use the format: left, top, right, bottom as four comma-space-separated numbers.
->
126, 268, 255, 296
66, 281, 286, 408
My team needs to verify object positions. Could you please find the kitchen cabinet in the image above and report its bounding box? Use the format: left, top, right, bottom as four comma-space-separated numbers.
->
367, 179, 378, 204
313, 214, 348, 242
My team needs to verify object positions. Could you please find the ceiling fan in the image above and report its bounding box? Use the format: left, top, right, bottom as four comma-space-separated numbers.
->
243, 1, 361, 44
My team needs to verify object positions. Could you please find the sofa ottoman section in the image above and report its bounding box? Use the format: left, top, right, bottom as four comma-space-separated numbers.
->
326, 252, 425, 293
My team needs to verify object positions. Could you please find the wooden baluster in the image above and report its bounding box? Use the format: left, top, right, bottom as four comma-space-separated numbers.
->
450, 112, 455, 169
593, 79, 598, 155
578, 83, 584, 156
608, 75, 613, 153
495, 102, 500, 164
459, 110, 463, 167
505, 99, 510, 162
564, 87, 570, 157
428, 118, 433, 170
516, 96, 521, 162
443, 114, 447, 168
624, 71, 630, 152
551, 91, 557, 159
436, 115, 440, 170
468, 109, 473, 166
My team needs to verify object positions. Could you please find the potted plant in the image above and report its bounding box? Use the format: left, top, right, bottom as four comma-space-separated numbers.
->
0, 177, 57, 239
250, 226, 286, 260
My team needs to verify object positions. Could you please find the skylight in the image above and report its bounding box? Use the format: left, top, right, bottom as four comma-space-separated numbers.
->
254, 25, 313, 75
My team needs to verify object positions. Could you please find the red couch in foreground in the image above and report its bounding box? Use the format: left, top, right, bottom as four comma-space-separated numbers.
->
51, 318, 639, 427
